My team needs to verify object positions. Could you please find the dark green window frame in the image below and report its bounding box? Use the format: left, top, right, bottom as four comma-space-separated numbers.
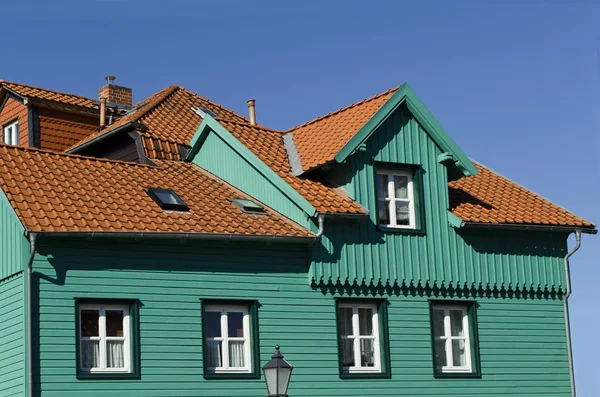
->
374, 162, 425, 234
200, 299, 260, 380
74, 298, 141, 380
335, 298, 391, 379
428, 300, 481, 379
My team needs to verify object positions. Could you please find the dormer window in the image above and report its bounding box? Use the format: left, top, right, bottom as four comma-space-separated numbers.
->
376, 168, 417, 229
3, 120, 18, 145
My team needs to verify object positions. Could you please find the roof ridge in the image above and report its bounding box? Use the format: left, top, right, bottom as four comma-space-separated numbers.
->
286, 85, 400, 133
1, 80, 96, 103
470, 159, 595, 227
0, 142, 152, 168
220, 119, 283, 134
178, 86, 249, 122
129, 85, 180, 122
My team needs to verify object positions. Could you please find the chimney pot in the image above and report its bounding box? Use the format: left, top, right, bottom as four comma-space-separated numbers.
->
247, 99, 256, 126
105, 75, 116, 84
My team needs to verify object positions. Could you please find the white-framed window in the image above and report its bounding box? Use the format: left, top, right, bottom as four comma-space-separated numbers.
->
376, 168, 415, 229
2, 120, 18, 145
204, 305, 252, 373
431, 304, 472, 373
78, 304, 131, 373
337, 302, 381, 373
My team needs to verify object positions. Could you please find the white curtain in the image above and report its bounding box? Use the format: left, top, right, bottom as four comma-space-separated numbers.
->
107, 340, 124, 368
81, 340, 99, 368
229, 341, 245, 368
206, 341, 222, 367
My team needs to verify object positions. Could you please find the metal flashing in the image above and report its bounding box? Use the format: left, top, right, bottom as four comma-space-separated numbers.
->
282, 133, 304, 176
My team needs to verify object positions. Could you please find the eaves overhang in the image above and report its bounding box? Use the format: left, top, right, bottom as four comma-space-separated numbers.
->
67, 121, 148, 154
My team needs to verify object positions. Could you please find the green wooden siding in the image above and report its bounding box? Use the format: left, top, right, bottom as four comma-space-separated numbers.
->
32, 239, 570, 396
314, 107, 567, 291
193, 131, 315, 231
0, 189, 30, 280
0, 272, 26, 397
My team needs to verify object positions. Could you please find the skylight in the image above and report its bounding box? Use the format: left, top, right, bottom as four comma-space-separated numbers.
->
147, 188, 189, 211
195, 107, 218, 119
232, 198, 266, 215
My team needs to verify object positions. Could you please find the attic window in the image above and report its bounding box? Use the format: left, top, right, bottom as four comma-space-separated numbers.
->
232, 198, 266, 215
195, 107, 217, 119
147, 188, 189, 211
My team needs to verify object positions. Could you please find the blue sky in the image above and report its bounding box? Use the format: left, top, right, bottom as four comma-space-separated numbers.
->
3, 0, 599, 394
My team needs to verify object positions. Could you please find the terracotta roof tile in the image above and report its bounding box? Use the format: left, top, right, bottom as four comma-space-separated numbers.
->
287, 87, 399, 171
449, 162, 594, 228
68, 85, 247, 151
0, 144, 312, 237
1, 80, 96, 109
215, 120, 366, 215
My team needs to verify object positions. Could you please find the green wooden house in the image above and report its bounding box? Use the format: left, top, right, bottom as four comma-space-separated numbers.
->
0, 80, 595, 397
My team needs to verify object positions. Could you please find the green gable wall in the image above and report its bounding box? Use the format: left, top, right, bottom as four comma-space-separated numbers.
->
0, 272, 26, 397
314, 107, 567, 291
192, 129, 315, 231
0, 188, 30, 280
31, 239, 570, 396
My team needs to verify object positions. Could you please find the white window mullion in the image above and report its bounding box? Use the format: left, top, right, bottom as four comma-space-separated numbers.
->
99, 309, 107, 371
387, 178, 396, 226
221, 311, 230, 368
444, 308, 453, 368
351, 307, 361, 368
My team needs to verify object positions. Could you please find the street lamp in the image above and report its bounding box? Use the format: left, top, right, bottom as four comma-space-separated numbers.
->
262, 345, 293, 397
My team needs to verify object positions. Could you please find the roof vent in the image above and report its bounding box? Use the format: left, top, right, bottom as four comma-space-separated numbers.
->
147, 188, 189, 212
232, 198, 265, 215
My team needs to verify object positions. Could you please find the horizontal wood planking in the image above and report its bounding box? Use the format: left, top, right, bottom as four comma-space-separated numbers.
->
0, 272, 26, 397
32, 240, 570, 396
315, 108, 567, 290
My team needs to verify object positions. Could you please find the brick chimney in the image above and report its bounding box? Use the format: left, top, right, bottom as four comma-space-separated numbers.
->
99, 76, 132, 108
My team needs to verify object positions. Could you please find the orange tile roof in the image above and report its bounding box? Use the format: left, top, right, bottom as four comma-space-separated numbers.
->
287, 87, 399, 171
449, 162, 594, 229
218, 120, 366, 214
0, 144, 312, 237
1, 80, 96, 109
69, 85, 247, 151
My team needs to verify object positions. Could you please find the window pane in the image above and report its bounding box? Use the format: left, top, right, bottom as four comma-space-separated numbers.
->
395, 202, 410, 225
432, 309, 445, 337
227, 312, 245, 337
449, 310, 465, 337
358, 308, 373, 336
229, 340, 246, 368
107, 340, 125, 368
376, 174, 388, 199
393, 175, 408, 199
81, 340, 99, 369
452, 339, 467, 367
340, 338, 354, 367
434, 339, 447, 368
205, 311, 222, 338
206, 340, 222, 367
360, 339, 375, 367
81, 310, 99, 337
337, 307, 353, 337
377, 200, 390, 225
106, 310, 124, 337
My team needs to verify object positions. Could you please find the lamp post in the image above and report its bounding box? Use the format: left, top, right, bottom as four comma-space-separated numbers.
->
262, 345, 293, 397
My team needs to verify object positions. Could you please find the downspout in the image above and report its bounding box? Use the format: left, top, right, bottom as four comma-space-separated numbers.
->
563, 229, 581, 397
26, 232, 38, 397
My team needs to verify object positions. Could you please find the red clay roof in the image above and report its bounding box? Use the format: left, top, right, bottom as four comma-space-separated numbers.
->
1, 80, 96, 109
287, 87, 399, 171
449, 162, 594, 229
0, 144, 312, 237
218, 120, 366, 214
69, 85, 247, 151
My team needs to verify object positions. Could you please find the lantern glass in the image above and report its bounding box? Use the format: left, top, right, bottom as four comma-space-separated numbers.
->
277, 366, 292, 395
264, 366, 278, 396
262, 345, 293, 397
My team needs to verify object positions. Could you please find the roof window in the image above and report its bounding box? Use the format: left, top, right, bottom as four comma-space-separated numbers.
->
147, 188, 189, 211
232, 198, 266, 215
195, 107, 218, 119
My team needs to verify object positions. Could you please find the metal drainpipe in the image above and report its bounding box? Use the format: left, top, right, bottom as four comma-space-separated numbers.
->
315, 214, 325, 238
563, 229, 581, 397
26, 232, 38, 397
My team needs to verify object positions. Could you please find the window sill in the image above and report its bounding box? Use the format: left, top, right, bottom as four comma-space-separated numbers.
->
339, 370, 390, 380
77, 371, 139, 380
378, 225, 425, 235
204, 371, 260, 380
433, 370, 481, 379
